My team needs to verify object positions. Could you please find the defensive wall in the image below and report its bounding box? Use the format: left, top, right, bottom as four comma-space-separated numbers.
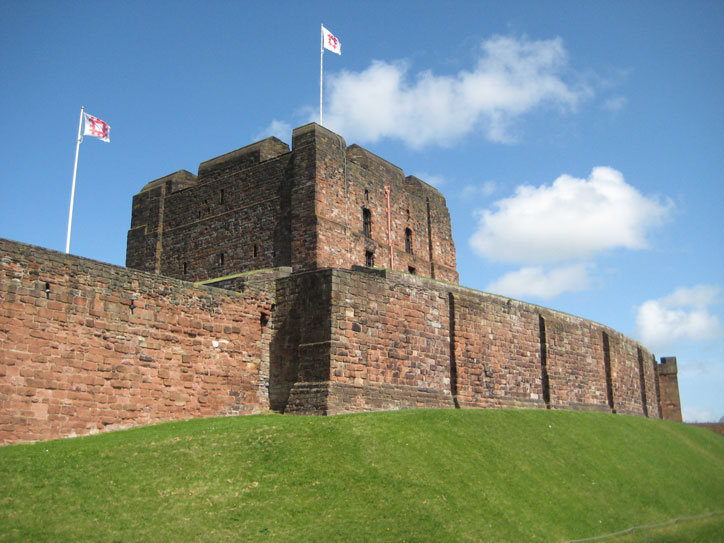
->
266, 267, 662, 418
0, 239, 273, 444
1, 237, 674, 445
0, 122, 682, 444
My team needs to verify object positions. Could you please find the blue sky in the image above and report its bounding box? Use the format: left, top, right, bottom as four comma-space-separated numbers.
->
1, 1, 722, 422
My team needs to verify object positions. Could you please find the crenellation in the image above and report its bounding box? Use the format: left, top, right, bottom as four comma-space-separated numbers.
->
197, 137, 290, 182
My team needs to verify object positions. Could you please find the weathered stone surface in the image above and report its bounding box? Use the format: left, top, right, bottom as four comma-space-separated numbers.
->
0, 239, 273, 444
126, 123, 458, 284
0, 123, 682, 445
658, 357, 682, 422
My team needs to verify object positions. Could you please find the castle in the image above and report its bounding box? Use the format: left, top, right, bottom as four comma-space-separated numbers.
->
0, 123, 682, 445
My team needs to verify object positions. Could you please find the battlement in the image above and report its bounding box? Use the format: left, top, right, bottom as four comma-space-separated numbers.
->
346, 144, 404, 179
138, 169, 198, 194
197, 136, 290, 182
658, 356, 678, 375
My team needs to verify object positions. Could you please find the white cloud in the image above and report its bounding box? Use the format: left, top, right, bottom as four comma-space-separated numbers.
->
254, 120, 291, 142
679, 359, 724, 379
485, 263, 591, 299
602, 96, 627, 113
321, 35, 589, 148
635, 285, 724, 351
682, 405, 718, 423
469, 166, 672, 264
460, 181, 496, 199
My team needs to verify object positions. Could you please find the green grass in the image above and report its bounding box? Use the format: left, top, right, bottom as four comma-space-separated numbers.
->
604, 513, 724, 542
1, 410, 723, 542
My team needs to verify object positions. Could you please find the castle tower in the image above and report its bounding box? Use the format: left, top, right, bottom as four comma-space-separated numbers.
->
126, 123, 458, 284
657, 357, 683, 422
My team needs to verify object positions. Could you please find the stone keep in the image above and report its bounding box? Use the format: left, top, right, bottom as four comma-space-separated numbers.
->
127, 123, 458, 284
0, 123, 682, 445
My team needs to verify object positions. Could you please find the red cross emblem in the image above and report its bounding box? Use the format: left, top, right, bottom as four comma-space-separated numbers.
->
84, 114, 110, 141
87, 117, 108, 138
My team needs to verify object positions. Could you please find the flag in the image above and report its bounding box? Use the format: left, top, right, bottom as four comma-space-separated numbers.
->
83, 112, 111, 142
322, 26, 341, 55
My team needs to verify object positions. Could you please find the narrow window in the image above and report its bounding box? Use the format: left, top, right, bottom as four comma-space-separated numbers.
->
220, 189, 225, 204
363, 208, 372, 237
365, 251, 374, 267
218, 252, 224, 266
408, 266, 416, 275
406, 208, 410, 220
253, 244, 258, 258
405, 228, 413, 254
183, 262, 188, 275
364, 189, 369, 202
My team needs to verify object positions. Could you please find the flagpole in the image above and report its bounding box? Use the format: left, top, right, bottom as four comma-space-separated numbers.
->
320, 23, 324, 125
66, 106, 84, 254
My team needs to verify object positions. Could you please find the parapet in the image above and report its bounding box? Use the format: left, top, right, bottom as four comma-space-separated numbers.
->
658, 356, 678, 375
292, 122, 346, 150
346, 144, 404, 182
403, 175, 446, 202
138, 169, 198, 194
198, 137, 290, 181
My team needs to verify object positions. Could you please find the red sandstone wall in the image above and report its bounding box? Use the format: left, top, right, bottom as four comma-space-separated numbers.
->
640, 347, 661, 418
158, 156, 290, 280
306, 124, 458, 283
321, 269, 660, 418
608, 332, 646, 415
452, 292, 544, 409
326, 269, 453, 413
543, 313, 610, 411
0, 239, 272, 445
126, 123, 458, 284
269, 271, 334, 414
127, 139, 293, 280
2, 240, 668, 445
288, 125, 322, 273
658, 361, 682, 422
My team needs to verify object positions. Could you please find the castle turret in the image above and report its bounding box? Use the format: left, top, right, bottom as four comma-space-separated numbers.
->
657, 357, 683, 422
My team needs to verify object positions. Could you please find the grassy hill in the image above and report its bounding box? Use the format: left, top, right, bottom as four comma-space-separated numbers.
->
1, 409, 723, 542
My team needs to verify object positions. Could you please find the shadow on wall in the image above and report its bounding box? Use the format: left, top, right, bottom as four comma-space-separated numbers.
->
269, 272, 333, 413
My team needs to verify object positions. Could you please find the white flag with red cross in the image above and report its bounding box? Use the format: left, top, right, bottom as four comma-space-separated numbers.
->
322, 26, 341, 55
83, 112, 111, 142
